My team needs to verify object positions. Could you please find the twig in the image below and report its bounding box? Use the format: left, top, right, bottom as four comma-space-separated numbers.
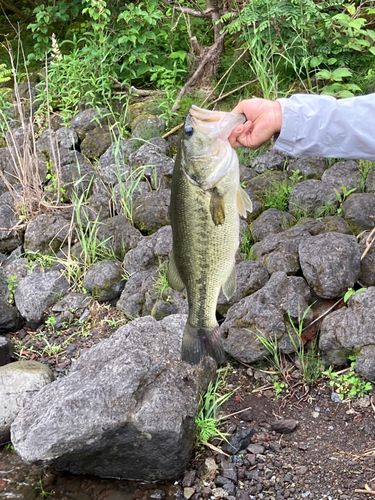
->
302, 297, 343, 332
206, 80, 257, 107
361, 224, 375, 260
199, 440, 230, 456
218, 405, 254, 422
159, 0, 214, 18
108, 76, 160, 96
354, 489, 375, 495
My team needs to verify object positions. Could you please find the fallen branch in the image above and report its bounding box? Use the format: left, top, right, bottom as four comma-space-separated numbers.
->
171, 32, 226, 114
108, 76, 160, 96
361, 223, 375, 260
159, 0, 214, 18
354, 489, 375, 495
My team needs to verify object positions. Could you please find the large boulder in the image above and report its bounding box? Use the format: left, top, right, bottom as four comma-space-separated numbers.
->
0, 361, 54, 444
319, 288, 375, 381
299, 232, 361, 298
11, 315, 216, 481
222, 271, 312, 363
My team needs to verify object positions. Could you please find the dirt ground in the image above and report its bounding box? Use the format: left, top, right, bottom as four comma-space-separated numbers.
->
1, 303, 375, 500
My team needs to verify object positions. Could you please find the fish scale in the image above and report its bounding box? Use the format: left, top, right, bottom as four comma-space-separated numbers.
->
168, 106, 252, 365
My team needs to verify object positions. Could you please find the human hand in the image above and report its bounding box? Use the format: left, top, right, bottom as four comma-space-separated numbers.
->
229, 98, 282, 149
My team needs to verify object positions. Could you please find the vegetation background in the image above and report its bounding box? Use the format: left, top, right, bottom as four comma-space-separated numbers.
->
1, 0, 375, 133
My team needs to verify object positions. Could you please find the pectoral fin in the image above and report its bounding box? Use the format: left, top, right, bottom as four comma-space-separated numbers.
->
222, 265, 237, 300
210, 189, 225, 226
167, 250, 185, 292
237, 187, 253, 217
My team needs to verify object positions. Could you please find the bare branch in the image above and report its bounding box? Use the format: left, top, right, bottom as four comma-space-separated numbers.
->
159, 0, 214, 18
0, 0, 30, 19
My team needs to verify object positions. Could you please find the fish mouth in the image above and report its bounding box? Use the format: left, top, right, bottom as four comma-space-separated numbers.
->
189, 105, 246, 140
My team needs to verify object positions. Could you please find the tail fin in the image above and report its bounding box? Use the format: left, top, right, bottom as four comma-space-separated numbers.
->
182, 322, 226, 365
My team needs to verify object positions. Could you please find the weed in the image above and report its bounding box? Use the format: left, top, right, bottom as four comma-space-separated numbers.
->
359, 160, 375, 190
4, 443, 15, 452
195, 366, 235, 446
343, 287, 367, 303
263, 170, 302, 212
272, 379, 286, 397
42, 339, 63, 357
152, 260, 169, 299
334, 185, 357, 216
323, 355, 372, 400
239, 226, 254, 260
6, 275, 18, 304
35, 478, 55, 498
45, 315, 57, 331
255, 331, 282, 375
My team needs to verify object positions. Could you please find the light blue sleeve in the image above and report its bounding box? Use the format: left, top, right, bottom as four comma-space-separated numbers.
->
274, 93, 375, 160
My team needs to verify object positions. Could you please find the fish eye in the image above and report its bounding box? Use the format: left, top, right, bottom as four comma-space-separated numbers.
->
185, 126, 194, 136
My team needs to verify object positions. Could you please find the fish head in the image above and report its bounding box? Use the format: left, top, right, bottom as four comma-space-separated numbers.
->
181, 105, 246, 189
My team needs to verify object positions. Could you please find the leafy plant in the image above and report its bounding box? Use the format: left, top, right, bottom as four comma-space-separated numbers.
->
334, 185, 357, 216
323, 355, 372, 400
195, 366, 235, 445
35, 478, 55, 498
152, 260, 169, 299
263, 170, 302, 211
343, 287, 367, 303
6, 275, 18, 304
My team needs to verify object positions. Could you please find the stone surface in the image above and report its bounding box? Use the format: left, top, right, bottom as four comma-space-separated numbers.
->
0, 336, 12, 366
250, 208, 295, 242
222, 272, 312, 363
0, 360, 54, 444
11, 315, 216, 481
251, 149, 288, 174
95, 215, 142, 260
319, 287, 375, 380
14, 271, 70, 327
287, 156, 327, 179
342, 193, 375, 234
0, 299, 23, 334
299, 232, 361, 298
80, 126, 112, 159
288, 179, 337, 217
217, 260, 269, 316
82, 260, 125, 302
24, 214, 71, 255
0, 192, 23, 253
131, 114, 166, 140
132, 189, 171, 234
295, 215, 353, 236
321, 160, 362, 192
252, 225, 311, 275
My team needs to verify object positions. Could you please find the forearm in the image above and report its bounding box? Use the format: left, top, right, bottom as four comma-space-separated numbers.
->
274, 94, 375, 160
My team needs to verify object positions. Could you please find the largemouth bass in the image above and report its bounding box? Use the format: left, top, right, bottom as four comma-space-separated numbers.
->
168, 105, 253, 365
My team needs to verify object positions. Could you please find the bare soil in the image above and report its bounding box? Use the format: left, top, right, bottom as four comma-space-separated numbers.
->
1, 304, 375, 500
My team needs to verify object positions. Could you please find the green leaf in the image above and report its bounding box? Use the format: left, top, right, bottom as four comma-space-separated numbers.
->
346, 4, 356, 15
336, 90, 355, 98
327, 58, 337, 65
332, 67, 352, 80
333, 13, 350, 21
370, 47, 375, 56
316, 69, 332, 80
169, 51, 187, 61
348, 18, 366, 30
310, 56, 322, 68
366, 30, 375, 42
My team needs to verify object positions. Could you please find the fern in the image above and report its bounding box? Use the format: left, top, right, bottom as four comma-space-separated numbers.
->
0, 63, 12, 84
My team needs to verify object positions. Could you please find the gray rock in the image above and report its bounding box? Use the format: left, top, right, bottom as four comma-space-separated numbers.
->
342, 193, 375, 234
271, 419, 298, 434
132, 189, 171, 234
116, 269, 158, 319
222, 272, 312, 363
14, 271, 70, 327
80, 126, 112, 160
123, 225, 172, 275
59, 150, 96, 201
299, 232, 361, 298
295, 215, 353, 236
36, 127, 78, 159
0, 336, 13, 366
0, 298, 23, 333
131, 114, 166, 140
0, 192, 23, 253
366, 167, 375, 193
24, 214, 71, 255
287, 157, 327, 179
52, 292, 92, 313
70, 108, 111, 139
251, 149, 288, 174
95, 215, 142, 260
359, 233, 375, 286
0, 360, 54, 444
222, 427, 256, 455
250, 208, 295, 242
252, 225, 311, 275
83, 260, 125, 302
321, 160, 362, 192
319, 287, 375, 379
217, 260, 269, 316
11, 315, 216, 481
288, 179, 338, 217
129, 142, 174, 190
